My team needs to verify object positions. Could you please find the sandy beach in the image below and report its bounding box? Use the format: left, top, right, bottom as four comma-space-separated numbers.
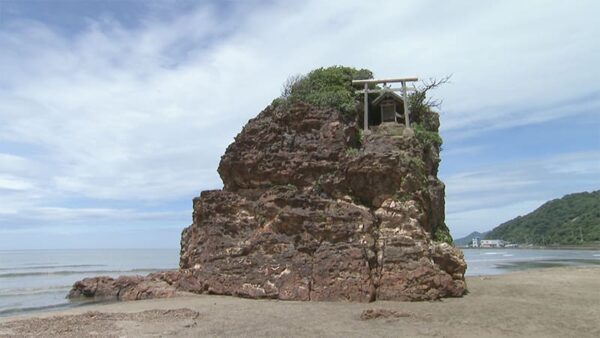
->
1, 266, 598, 337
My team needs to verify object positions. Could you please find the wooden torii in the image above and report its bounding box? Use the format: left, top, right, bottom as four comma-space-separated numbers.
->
352, 77, 418, 131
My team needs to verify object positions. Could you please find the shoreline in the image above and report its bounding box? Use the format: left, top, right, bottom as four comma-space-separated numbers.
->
1, 248, 598, 319
1, 266, 599, 337
460, 246, 600, 250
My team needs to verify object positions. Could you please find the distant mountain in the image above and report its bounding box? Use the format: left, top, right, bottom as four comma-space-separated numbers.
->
485, 190, 600, 245
453, 231, 488, 246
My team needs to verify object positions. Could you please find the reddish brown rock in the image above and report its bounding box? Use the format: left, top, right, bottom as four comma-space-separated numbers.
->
69, 101, 467, 303
360, 308, 411, 320
178, 102, 466, 301
67, 272, 191, 301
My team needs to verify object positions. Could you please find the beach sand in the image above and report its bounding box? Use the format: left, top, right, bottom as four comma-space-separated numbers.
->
1, 266, 598, 337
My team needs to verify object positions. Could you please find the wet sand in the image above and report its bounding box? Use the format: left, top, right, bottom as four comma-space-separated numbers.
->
1, 266, 599, 337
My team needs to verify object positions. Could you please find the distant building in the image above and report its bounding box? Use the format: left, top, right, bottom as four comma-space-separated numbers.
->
480, 239, 505, 248
472, 237, 481, 248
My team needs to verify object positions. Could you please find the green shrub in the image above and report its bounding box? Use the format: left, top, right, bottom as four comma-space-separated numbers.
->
271, 97, 286, 108
413, 123, 443, 148
345, 148, 359, 157
434, 226, 454, 245
408, 91, 431, 125
358, 129, 364, 144
279, 66, 373, 116
313, 176, 323, 194
408, 76, 449, 131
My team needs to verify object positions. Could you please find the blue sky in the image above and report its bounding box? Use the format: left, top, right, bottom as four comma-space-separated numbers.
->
0, 0, 598, 249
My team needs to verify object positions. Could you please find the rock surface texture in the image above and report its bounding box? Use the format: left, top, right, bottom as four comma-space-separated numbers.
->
69, 102, 466, 302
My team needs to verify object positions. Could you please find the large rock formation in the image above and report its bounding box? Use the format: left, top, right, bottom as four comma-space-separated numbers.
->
69, 102, 466, 302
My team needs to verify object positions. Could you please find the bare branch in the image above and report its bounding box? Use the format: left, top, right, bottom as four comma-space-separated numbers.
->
281, 74, 305, 99
413, 74, 452, 110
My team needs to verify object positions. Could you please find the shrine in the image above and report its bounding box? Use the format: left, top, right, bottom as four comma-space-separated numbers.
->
352, 77, 418, 131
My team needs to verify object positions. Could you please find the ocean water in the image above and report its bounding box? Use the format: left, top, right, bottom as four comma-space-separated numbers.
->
0, 249, 179, 317
463, 248, 600, 276
1, 248, 599, 317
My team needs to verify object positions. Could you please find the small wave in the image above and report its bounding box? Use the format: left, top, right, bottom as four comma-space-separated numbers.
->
0, 268, 167, 279
467, 258, 523, 263
483, 252, 502, 255
0, 264, 106, 271
0, 285, 72, 297
593, 254, 600, 257
0, 303, 73, 317
503, 254, 514, 257
0, 298, 112, 317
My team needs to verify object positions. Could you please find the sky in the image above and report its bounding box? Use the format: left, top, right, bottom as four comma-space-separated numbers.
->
0, 0, 598, 249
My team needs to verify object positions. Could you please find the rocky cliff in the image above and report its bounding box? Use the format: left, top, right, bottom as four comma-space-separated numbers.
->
69, 100, 466, 302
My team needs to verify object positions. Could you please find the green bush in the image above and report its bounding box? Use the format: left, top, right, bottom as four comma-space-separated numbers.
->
413, 123, 443, 148
408, 91, 431, 124
275, 68, 448, 131
408, 76, 449, 131
345, 147, 359, 157
278, 66, 373, 116
434, 226, 454, 245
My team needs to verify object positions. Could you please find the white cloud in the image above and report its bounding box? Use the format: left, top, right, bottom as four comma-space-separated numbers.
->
545, 152, 600, 175
0, 0, 598, 246
447, 199, 546, 238
445, 172, 538, 195
445, 150, 600, 237
0, 175, 34, 191
441, 145, 485, 157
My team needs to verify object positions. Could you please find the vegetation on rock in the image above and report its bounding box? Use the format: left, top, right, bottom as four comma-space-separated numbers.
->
273, 66, 373, 116
408, 76, 450, 132
413, 123, 443, 148
273, 65, 447, 138
271, 67, 451, 245
434, 227, 454, 245
486, 190, 600, 245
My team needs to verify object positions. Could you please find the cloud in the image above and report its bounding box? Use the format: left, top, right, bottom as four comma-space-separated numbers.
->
441, 145, 485, 157
446, 199, 546, 238
545, 152, 600, 175
444, 150, 600, 237
0, 175, 35, 191
0, 0, 598, 247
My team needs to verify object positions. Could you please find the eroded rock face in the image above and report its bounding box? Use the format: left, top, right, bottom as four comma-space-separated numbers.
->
179, 102, 466, 301
68, 270, 204, 301
69, 102, 466, 302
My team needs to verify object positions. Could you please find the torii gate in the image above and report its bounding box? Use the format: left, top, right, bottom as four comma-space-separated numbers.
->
352, 77, 418, 131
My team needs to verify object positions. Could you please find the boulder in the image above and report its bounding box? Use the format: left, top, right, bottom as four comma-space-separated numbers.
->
69, 101, 467, 302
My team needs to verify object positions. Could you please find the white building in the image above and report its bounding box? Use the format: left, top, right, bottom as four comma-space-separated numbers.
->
480, 239, 505, 248
472, 237, 481, 248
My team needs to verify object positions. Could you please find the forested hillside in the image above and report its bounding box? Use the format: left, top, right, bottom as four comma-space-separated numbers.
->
485, 191, 600, 245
